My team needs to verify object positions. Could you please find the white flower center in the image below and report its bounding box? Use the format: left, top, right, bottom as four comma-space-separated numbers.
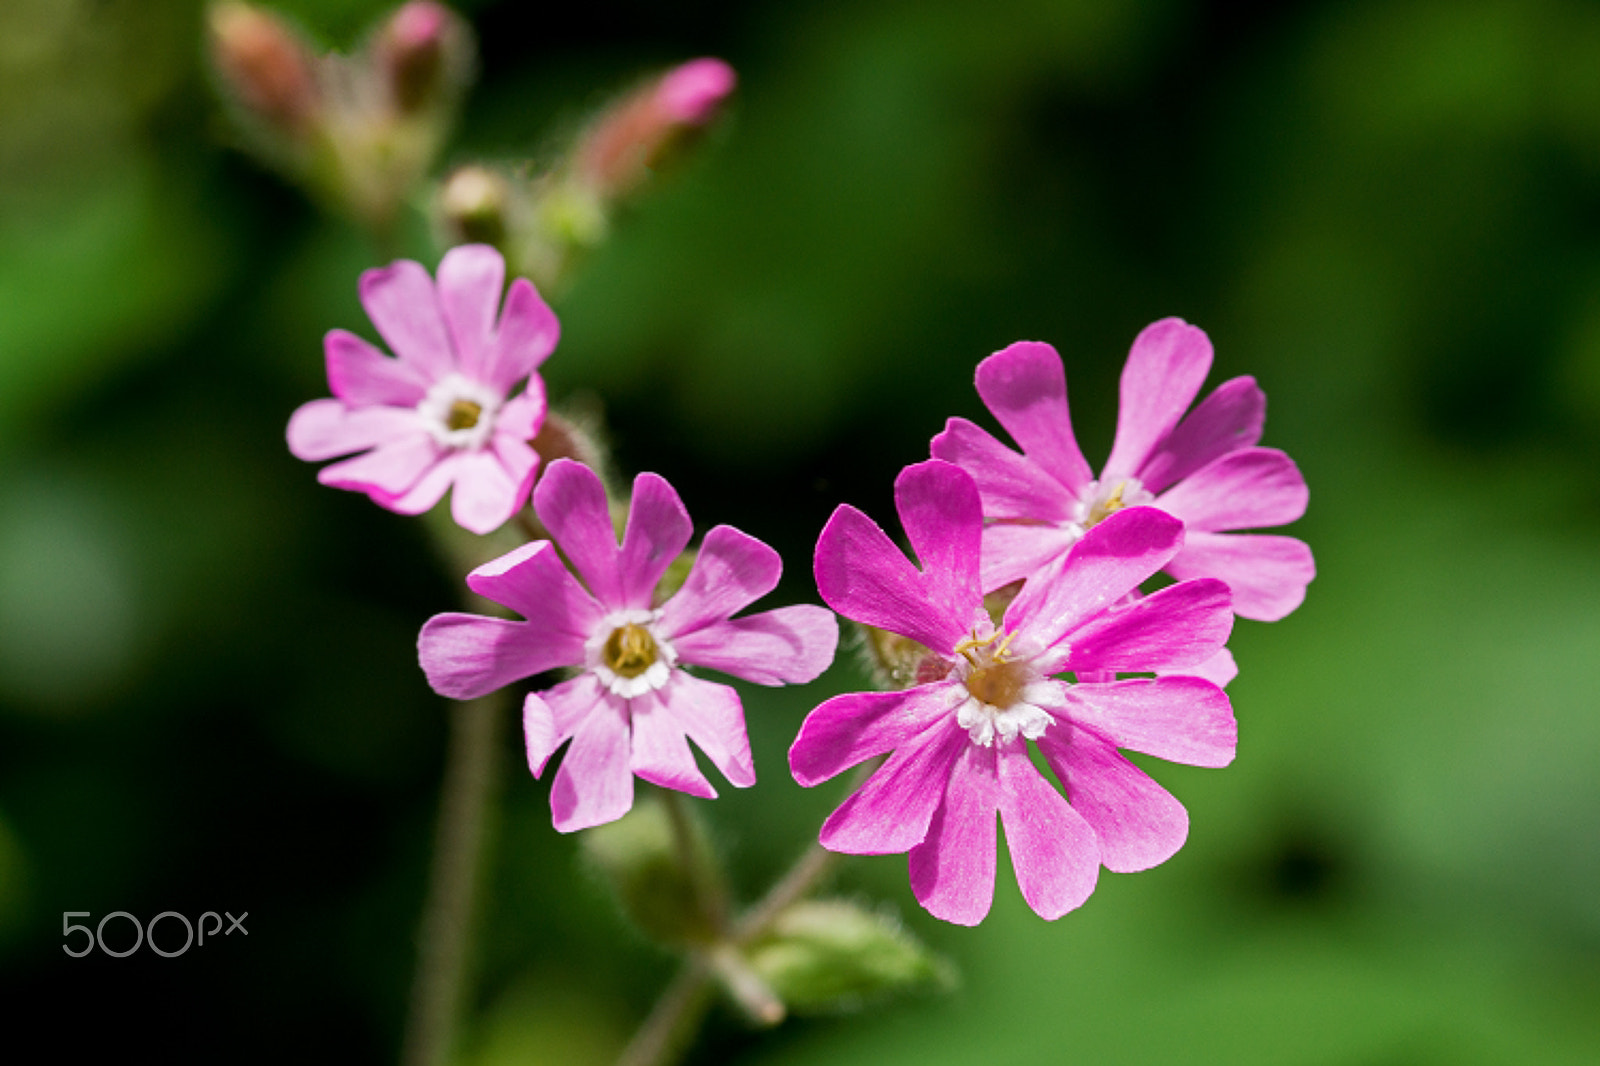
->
952, 628, 1051, 747
1067, 477, 1154, 538
417, 373, 501, 450
586, 609, 676, 698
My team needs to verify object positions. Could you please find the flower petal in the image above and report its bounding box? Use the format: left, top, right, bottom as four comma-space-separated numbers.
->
550, 691, 634, 832
629, 687, 717, 798
325, 329, 428, 406
435, 244, 504, 380
908, 742, 999, 926
979, 521, 1078, 592
1155, 447, 1307, 532
1102, 318, 1213, 483
485, 277, 560, 393
1049, 676, 1236, 768
1039, 725, 1188, 873
378, 451, 461, 515
317, 432, 440, 498
1162, 646, 1238, 688
671, 605, 838, 685
494, 383, 546, 441
534, 458, 623, 605
1136, 375, 1264, 495
617, 472, 693, 609
359, 259, 455, 379
655, 672, 755, 788
1165, 531, 1315, 622
657, 525, 781, 638
449, 449, 521, 535
463, 538, 602, 634
820, 725, 965, 855
997, 745, 1099, 916
418, 612, 582, 700
1005, 506, 1185, 651
287, 399, 419, 461
525, 673, 606, 777
1056, 577, 1233, 675
973, 340, 1095, 496
894, 460, 982, 625
929, 418, 1075, 522
790, 682, 961, 787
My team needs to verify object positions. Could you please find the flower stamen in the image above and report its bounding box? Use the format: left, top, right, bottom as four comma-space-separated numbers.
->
446, 399, 482, 430
603, 623, 658, 679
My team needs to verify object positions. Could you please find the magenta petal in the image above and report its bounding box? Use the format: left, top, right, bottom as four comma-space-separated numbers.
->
490, 435, 539, 509
317, 433, 440, 498
671, 605, 838, 685
1162, 647, 1238, 688
1005, 506, 1185, 651
617, 473, 693, 609
1137, 375, 1265, 494
1102, 318, 1214, 483
485, 277, 560, 393
655, 672, 755, 788
494, 384, 546, 441
790, 682, 961, 787
1039, 725, 1188, 873
449, 449, 521, 535
534, 459, 624, 605
435, 244, 505, 380
997, 746, 1100, 916
907, 742, 999, 926
820, 726, 965, 855
1165, 531, 1315, 622
1054, 677, 1236, 767
418, 613, 582, 699
379, 451, 460, 515
463, 539, 603, 635
525, 673, 607, 777
629, 687, 717, 799
894, 460, 983, 624
1058, 577, 1233, 674
974, 341, 1095, 496
657, 525, 781, 638
358, 259, 455, 379
979, 521, 1078, 592
550, 692, 634, 832
929, 418, 1075, 522
325, 329, 427, 406
814, 504, 970, 656
287, 399, 418, 461
1155, 447, 1307, 532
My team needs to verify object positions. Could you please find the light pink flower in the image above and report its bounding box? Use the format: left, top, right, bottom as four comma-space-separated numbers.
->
931, 318, 1314, 621
420, 458, 839, 832
287, 244, 557, 534
791, 460, 1236, 925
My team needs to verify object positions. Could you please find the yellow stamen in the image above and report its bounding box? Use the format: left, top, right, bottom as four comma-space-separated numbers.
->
603, 623, 658, 678
446, 399, 482, 431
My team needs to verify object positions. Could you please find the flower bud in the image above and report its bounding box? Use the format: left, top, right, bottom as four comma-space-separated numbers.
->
743, 900, 952, 1014
375, 0, 467, 114
208, 1, 319, 136
654, 58, 737, 125
580, 795, 724, 947
438, 165, 510, 247
575, 57, 737, 199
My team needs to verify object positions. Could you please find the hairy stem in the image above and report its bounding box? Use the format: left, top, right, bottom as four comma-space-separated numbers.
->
400, 690, 506, 1066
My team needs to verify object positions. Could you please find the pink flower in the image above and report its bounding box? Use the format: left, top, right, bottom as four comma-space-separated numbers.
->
931, 318, 1314, 621
791, 460, 1236, 925
287, 244, 558, 534
420, 458, 839, 832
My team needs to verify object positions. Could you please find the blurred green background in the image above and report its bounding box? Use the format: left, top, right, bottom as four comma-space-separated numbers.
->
3, 0, 1598, 1062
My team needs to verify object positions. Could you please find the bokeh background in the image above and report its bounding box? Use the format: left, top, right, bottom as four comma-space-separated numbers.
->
3, 0, 1599, 1062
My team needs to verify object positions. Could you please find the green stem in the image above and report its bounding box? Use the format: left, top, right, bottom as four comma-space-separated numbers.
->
399, 689, 506, 1066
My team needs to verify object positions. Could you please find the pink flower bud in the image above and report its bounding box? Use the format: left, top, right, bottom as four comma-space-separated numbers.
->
654, 58, 737, 125
376, 0, 461, 113
208, 1, 319, 134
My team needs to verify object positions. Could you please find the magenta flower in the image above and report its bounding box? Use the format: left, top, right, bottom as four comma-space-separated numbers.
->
931, 318, 1313, 621
286, 244, 558, 534
420, 458, 839, 831
791, 460, 1236, 925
